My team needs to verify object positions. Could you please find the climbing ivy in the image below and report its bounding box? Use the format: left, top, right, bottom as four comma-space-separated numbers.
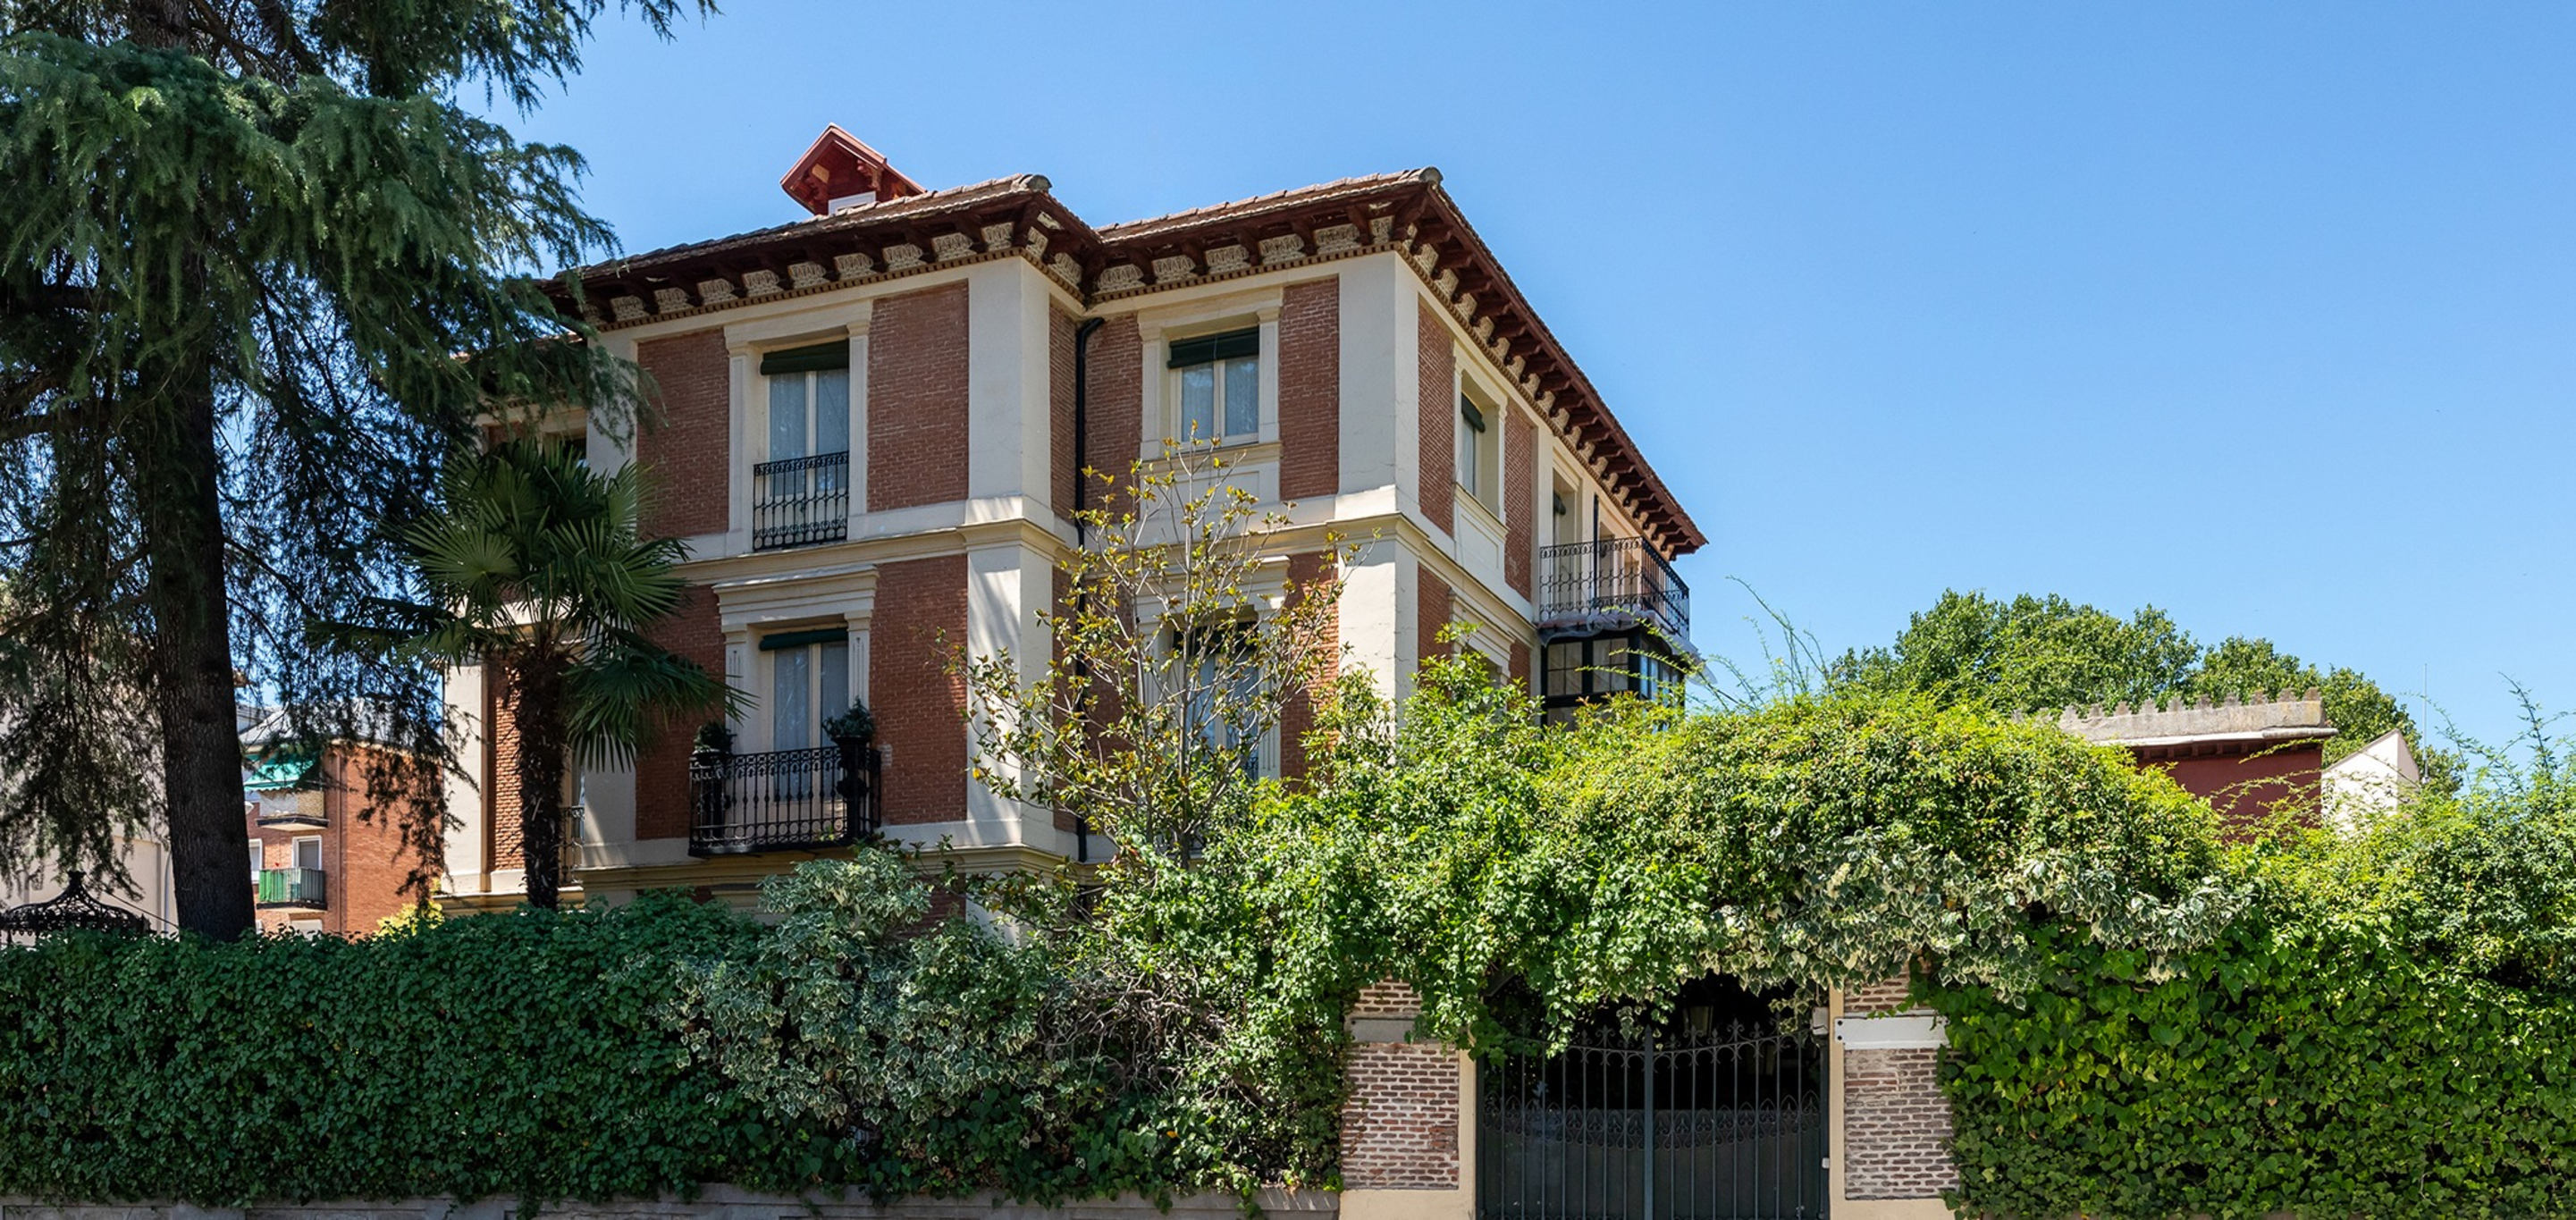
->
1198, 659, 2245, 1059
1929, 717, 2576, 1219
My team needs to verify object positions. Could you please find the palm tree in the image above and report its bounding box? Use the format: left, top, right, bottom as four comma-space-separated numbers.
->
407, 440, 735, 908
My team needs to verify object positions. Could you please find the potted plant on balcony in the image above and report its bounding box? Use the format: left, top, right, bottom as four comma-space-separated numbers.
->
823, 700, 877, 833
691, 720, 735, 842
822, 698, 874, 746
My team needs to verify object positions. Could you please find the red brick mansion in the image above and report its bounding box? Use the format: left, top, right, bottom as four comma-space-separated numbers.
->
439, 127, 1702, 911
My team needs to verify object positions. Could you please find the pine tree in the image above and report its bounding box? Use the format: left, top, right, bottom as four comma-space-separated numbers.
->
0, 0, 706, 936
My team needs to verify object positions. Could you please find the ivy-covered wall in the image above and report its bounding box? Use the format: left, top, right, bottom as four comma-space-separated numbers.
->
1931, 918, 2576, 1218
1929, 759, 2576, 1220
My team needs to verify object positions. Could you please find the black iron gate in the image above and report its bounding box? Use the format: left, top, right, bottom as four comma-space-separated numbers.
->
1477, 978, 1828, 1220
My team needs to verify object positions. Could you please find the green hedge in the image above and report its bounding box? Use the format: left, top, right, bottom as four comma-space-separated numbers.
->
1930, 772, 2576, 1220
0, 877, 1189, 1206
1932, 918, 2576, 1218
0, 896, 771, 1202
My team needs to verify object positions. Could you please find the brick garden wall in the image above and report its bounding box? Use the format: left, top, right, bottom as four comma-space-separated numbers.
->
1843, 977, 1960, 1201
1277, 279, 1340, 503
869, 282, 971, 512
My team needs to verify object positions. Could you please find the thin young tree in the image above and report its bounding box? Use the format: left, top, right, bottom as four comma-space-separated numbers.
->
400, 440, 734, 909
960, 445, 1351, 870
0, 0, 708, 935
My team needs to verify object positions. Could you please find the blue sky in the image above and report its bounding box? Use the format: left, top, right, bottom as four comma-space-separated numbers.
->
490, 2, 2576, 750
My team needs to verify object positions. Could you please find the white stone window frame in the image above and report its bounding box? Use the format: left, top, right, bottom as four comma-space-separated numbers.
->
1131, 554, 1293, 783
711, 562, 877, 755
1133, 289, 1284, 459
1444, 599, 1513, 677
1454, 358, 1509, 522
722, 303, 873, 556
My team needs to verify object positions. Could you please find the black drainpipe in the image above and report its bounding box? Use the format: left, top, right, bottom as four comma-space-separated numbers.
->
1069, 316, 1105, 863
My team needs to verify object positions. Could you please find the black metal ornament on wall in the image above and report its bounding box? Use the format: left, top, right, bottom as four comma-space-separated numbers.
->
0, 871, 150, 943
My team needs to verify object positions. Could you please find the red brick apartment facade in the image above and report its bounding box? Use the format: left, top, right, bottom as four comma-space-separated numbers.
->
245, 740, 434, 936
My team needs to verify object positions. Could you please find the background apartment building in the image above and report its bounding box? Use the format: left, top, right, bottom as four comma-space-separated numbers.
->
0, 704, 430, 938
240, 708, 435, 935
440, 128, 1705, 911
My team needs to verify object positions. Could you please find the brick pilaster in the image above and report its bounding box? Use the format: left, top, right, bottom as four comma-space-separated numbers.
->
1841, 977, 1961, 1201
1341, 982, 1461, 1191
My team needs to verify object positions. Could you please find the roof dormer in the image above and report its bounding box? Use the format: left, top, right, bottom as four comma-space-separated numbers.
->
779, 125, 927, 216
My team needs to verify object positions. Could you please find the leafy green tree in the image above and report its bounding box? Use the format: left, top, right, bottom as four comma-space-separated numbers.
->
1831, 591, 2201, 713
1834, 589, 2458, 789
0, 0, 703, 935
399, 441, 733, 909
958, 446, 1349, 868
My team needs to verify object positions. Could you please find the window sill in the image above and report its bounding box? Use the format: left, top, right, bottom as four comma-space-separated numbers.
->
1147, 438, 1281, 468
1454, 485, 1507, 532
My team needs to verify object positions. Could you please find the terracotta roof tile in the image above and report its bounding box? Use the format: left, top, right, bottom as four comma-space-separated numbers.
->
574, 174, 1050, 279
1097, 169, 1439, 243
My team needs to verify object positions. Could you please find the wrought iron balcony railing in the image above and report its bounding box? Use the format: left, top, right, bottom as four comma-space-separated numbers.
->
688, 742, 881, 856
1537, 537, 1690, 641
256, 867, 327, 909
753, 451, 850, 550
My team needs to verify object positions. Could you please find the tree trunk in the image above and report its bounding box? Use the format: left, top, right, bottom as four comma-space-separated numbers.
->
120, 0, 257, 939
509, 658, 568, 909
143, 372, 256, 939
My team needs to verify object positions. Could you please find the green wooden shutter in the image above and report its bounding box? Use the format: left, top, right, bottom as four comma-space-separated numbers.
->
1166, 328, 1259, 368
760, 341, 849, 376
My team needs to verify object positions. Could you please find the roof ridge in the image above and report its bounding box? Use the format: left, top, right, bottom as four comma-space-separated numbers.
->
580, 173, 1050, 276
1097, 168, 1438, 237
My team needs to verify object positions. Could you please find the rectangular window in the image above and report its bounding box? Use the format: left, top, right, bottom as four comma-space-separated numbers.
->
1545, 641, 1586, 700
292, 837, 322, 871
250, 842, 262, 881
762, 630, 851, 750
1169, 328, 1259, 444
755, 341, 853, 549
1458, 393, 1500, 510
762, 630, 848, 801
1175, 622, 1271, 778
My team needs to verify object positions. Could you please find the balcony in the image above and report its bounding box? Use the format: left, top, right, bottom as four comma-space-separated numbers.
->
688, 742, 882, 856
256, 867, 327, 910
253, 792, 327, 830
1536, 537, 1690, 642
753, 452, 849, 550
